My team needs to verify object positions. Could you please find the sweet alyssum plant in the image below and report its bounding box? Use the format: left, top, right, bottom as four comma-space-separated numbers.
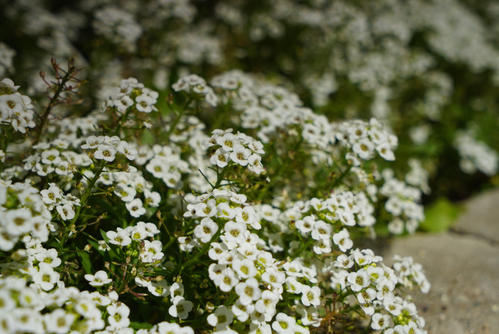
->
0, 66, 429, 333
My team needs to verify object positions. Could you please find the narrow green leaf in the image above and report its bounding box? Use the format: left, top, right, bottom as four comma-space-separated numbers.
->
77, 250, 93, 274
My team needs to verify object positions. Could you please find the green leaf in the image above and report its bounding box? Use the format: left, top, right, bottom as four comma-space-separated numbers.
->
130, 322, 153, 330
100, 229, 109, 241
420, 198, 462, 233
77, 250, 93, 274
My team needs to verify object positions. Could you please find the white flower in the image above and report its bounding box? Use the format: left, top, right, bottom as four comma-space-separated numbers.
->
126, 198, 146, 217
5, 208, 33, 235
300, 285, 321, 307
311, 220, 332, 241
207, 306, 233, 330
0, 290, 15, 311
44, 309, 75, 334
40, 183, 63, 205
296, 216, 314, 235
194, 218, 219, 243
130, 224, 148, 241
347, 270, 370, 292
235, 278, 261, 305
114, 184, 137, 203
230, 145, 251, 166
56, 203, 75, 221
217, 267, 239, 292
371, 312, 391, 330
249, 323, 272, 334
107, 303, 131, 329
85, 270, 112, 287
272, 312, 297, 333
217, 202, 236, 219
232, 258, 257, 279
34, 248, 61, 267
140, 240, 164, 263
261, 267, 285, 288
223, 221, 246, 245
210, 149, 229, 168
107, 228, 132, 246
232, 300, 254, 322
156, 322, 194, 334
94, 144, 116, 162
255, 290, 279, 315
168, 296, 193, 319
332, 229, 353, 252
32, 263, 60, 291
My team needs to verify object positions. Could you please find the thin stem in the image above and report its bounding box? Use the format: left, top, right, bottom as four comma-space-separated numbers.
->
33, 61, 75, 145
331, 164, 352, 189
165, 97, 191, 140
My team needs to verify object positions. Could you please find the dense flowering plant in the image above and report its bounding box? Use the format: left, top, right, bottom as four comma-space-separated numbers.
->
1, 0, 497, 201
0, 67, 430, 333
2, 0, 496, 332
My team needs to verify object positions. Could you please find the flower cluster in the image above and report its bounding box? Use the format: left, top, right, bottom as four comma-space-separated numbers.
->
0, 62, 432, 333
0, 181, 52, 250
455, 130, 498, 176
105, 78, 158, 115
23, 141, 92, 178
379, 170, 425, 235
172, 74, 218, 107
335, 119, 397, 163
0, 79, 35, 133
0, 275, 138, 333
0, 43, 15, 77
144, 145, 189, 188
208, 129, 265, 174
330, 248, 430, 333
40, 183, 80, 221
99, 166, 161, 218
93, 6, 142, 52
81, 136, 138, 163
184, 189, 320, 333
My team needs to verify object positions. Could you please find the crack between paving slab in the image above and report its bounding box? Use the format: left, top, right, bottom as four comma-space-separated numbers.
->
449, 228, 499, 248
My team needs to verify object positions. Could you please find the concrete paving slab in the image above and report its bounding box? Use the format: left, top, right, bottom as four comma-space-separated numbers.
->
384, 233, 499, 334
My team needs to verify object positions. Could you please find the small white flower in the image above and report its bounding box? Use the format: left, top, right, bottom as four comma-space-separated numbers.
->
56, 203, 75, 221
301, 285, 321, 307
371, 312, 391, 330
5, 208, 33, 235
272, 313, 297, 333
40, 183, 63, 205
44, 309, 75, 334
168, 296, 193, 319
32, 263, 60, 291
232, 300, 254, 322
235, 278, 261, 305
210, 149, 229, 168
94, 144, 116, 162
347, 270, 370, 292
194, 218, 219, 243
85, 270, 112, 287
107, 228, 132, 246
232, 258, 257, 279
35, 248, 61, 267
107, 302, 130, 329
217, 267, 239, 292
207, 306, 233, 330
332, 229, 353, 252
255, 290, 279, 315
140, 240, 164, 263
126, 198, 146, 217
